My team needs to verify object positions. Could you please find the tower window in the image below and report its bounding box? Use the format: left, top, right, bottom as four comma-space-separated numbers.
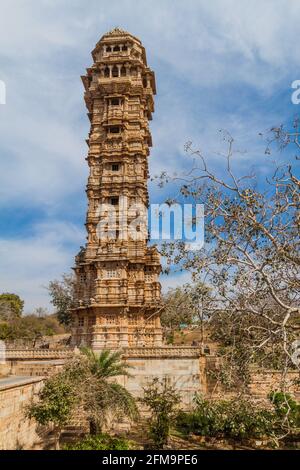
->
106, 269, 118, 278
111, 98, 120, 106
122, 45, 128, 51
112, 66, 118, 77
78, 317, 84, 327
112, 164, 119, 172
106, 46, 111, 52
110, 126, 120, 134
113, 45, 120, 52
104, 67, 109, 77
120, 66, 126, 76
110, 197, 119, 206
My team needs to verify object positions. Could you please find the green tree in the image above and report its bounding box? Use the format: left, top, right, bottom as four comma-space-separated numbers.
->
0, 293, 24, 320
141, 378, 181, 449
0, 313, 64, 344
48, 274, 75, 326
27, 373, 77, 449
78, 348, 139, 434
28, 349, 138, 449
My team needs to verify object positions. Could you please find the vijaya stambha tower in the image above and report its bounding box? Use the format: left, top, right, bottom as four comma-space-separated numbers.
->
71, 28, 163, 350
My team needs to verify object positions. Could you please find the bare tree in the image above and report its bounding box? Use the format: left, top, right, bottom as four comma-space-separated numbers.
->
159, 121, 300, 389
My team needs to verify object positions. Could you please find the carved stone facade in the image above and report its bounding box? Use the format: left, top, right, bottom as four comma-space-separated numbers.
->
71, 28, 163, 349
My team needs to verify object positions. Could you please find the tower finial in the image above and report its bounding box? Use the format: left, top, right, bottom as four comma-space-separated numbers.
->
106, 26, 128, 36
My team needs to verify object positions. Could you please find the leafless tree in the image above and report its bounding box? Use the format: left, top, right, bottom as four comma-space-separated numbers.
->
159, 121, 300, 390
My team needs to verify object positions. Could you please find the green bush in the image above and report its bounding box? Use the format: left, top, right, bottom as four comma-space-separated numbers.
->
64, 433, 132, 450
176, 395, 277, 439
269, 391, 300, 432
141, 378, 181, 449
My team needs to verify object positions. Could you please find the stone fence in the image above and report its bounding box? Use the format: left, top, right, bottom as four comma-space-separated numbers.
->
5, 346, 201, 361
5, 349, 73, 360
123, 346, 201, 358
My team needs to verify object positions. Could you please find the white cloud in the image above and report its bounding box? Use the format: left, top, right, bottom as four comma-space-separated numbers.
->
0, 0, 299, 308
0, 0, 298, 208
0, 221, 85, 312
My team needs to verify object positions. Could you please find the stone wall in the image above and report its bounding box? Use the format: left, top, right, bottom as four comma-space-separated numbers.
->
0, 376, 46, 450
248, 369, 300, 400
9, 360, 65, 377
199, 356, 300, 400
122, 347, 202, 407
0, 363, 10, 377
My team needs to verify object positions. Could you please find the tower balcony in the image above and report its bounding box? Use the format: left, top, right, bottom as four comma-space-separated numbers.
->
96, 245, 129, 259
97, 75, 144, 92
101, 49, 131, 60
105, 108, 123, 121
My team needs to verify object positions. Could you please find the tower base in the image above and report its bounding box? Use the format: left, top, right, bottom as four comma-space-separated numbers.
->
70, 305, 163, 350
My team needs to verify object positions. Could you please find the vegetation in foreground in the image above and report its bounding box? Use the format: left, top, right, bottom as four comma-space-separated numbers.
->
27, 346, 299, 450
27, 348, 139, 449
176, 392, 300, 446
141, 378, 181, 449
64, 433, 133, 450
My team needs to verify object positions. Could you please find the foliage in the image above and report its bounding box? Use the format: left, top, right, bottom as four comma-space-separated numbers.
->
81, 347, 131, 379
0, 291, 63, 345
141, 378, 181, 449
0, 293, 24, 320
28, 348, 138, 448
48, 273, 76, 326
64, 433, 132, 450
161, 283, 212, 342
269, 390, 300, 434
28, 375, 76, 426
76, 348, 139, 433
0, 313, 64, 344
27, 373, 77, 449
176, 393, 300, 441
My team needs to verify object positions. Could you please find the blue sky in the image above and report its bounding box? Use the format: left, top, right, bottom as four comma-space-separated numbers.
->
0, 0, 299, 312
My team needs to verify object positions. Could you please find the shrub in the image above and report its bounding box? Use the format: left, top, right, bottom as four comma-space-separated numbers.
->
176, 395, 277, 440
141, 378, 181, 449
27, 373, 77, 449
269, 391, 300, 433
64, 434, 132, 450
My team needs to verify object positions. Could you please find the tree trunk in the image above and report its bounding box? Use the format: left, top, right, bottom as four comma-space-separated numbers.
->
54, 428, 61, 450
89, 418, 99, 435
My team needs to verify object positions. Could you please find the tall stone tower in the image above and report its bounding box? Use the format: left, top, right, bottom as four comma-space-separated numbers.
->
71, 28, 163, 350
